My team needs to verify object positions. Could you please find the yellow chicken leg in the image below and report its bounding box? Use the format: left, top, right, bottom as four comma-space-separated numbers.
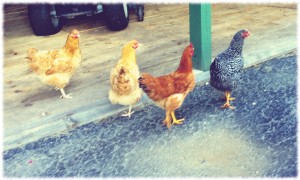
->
171, 111, 184, 125
221, 91, 235, 109
121, 105, 134, 118
59, 88, 73, 99
162, 111, 172, 129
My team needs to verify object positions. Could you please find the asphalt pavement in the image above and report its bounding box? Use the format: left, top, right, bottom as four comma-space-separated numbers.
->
3, 54, 297, 177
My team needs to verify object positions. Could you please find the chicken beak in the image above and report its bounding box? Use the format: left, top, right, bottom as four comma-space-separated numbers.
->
132, 42, 140, 49
72, 34, 80, 39
132, 44, 138, 49
246, 30, 251, 37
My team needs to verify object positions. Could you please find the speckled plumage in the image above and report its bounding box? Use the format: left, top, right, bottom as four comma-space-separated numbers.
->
210, 29, 248, 92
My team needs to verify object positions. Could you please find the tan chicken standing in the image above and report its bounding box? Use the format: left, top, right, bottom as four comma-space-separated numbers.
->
26, 29, 81, 99
109, 40, 142, 118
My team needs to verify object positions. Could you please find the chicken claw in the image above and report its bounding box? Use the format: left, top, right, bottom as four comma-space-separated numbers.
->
221, 102, 235, 109
60, 94, 73, 99
59, 88, 73, 99
121, 111, 134, 118
162, 111, 172, 129
162, 120, 171, 129
221, 91, 235, 109
121, 105, 134, 118
171, 111, 184, 125
172, 118, 185, 125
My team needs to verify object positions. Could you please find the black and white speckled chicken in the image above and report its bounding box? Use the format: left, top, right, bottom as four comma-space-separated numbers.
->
210, 29, 251, 109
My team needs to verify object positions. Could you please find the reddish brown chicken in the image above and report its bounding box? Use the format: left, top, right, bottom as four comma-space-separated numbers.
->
139, 43, 195, 129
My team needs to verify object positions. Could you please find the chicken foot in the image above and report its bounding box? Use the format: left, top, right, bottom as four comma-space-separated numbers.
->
59, 88, 73, 99
171, 111, 184, 125
121, 105, 134, 118
221, 91, 235, 109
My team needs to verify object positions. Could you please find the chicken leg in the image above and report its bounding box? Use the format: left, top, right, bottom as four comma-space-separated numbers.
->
59, 88, 73, 99
121, 105, 134, 118
171, 111, 184, 125
162, 111, 172, 129
221, 91, 235, 109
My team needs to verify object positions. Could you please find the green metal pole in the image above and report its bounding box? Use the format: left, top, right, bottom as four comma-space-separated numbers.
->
189, 3, 212, 71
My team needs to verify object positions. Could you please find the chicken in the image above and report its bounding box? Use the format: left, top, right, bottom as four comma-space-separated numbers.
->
26, 29, 81, 99
210, 29, 251, 109
139, 43, 195, 129
108, 40, 142, 118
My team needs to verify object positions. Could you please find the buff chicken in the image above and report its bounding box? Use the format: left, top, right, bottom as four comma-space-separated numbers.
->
108, 40, 142, 118
26, 29, 81, 99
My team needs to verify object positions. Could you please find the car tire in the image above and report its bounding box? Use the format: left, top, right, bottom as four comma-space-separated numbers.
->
103, 3, 129, 31
28, 4, 64, 36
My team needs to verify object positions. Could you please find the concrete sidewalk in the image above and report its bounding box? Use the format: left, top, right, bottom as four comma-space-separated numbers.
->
3, 54, 297, 177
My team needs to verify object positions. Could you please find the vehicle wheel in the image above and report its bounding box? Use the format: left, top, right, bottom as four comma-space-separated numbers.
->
28, 4, 64, 36
103, 3, 129, 31
137, 5, 144, 22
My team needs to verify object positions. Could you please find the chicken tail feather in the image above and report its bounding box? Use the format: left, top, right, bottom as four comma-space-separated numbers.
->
138, 73, 156, 94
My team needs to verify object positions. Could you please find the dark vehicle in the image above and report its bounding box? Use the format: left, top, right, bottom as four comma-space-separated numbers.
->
28, 3, 144, 36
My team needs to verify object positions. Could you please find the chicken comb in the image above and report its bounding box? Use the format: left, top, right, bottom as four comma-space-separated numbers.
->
130, 40, 139, 49
71, 29, 79, 35
133, 40, 139, 45
70, 29, 80, 39
189, 43, 194, 49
